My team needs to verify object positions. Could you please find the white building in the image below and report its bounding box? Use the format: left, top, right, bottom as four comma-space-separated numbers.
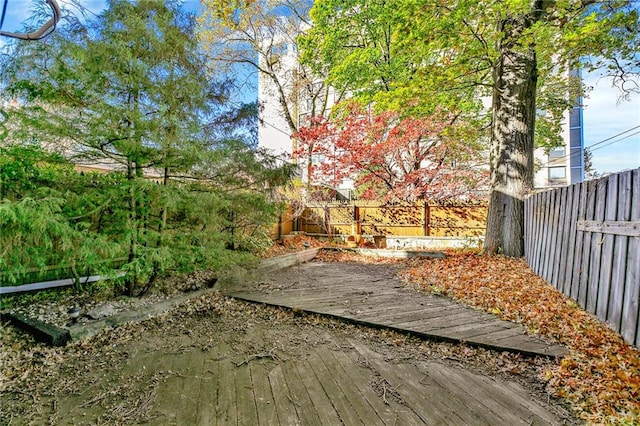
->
257, 42, 299, 158
534, 96, 585, 188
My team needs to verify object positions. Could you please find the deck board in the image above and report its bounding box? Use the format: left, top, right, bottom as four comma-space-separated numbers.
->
222, 261, 568, 358
306, 351, 366, 425
268, 364, 299, 425
52, 258, 571, 425
280, 359, 323, 425
248, 361, 279, 426
139, 336, 566, 426
294, 357, 344, 425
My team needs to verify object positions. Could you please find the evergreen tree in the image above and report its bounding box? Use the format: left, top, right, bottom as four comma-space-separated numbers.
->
1, 0, 292, 295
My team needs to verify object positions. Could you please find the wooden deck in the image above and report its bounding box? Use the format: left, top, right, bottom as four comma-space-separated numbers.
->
222, 261, 568, 358
143, 339, 563, 425
49, 259, 573, 425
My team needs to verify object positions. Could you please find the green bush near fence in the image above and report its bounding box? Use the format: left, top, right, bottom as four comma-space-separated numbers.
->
0, 145, 285, 296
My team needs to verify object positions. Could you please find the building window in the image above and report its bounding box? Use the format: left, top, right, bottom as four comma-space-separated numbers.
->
549, 166, 566, 181
311, 153, 326, 165
569, 107, 581, 128
549, 147, 565, 158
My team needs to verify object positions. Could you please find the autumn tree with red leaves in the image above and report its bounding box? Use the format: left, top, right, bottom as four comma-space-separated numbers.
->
294, 103, 487, 202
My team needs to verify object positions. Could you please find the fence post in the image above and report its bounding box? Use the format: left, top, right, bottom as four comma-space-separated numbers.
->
422, 201, 431, 236
353, 204, 361, 235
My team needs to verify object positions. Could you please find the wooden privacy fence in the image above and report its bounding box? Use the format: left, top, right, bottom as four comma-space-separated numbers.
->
283, 201, 487, 238
525, 169, 639, 347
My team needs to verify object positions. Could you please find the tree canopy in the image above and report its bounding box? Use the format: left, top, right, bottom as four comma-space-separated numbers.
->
301, 0, 639, 256
294, 102, 487, 202
197, 0, 339, 136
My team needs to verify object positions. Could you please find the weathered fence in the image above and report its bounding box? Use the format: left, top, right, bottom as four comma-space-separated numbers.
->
287, 201, 487, 238
525, 169, 639, 347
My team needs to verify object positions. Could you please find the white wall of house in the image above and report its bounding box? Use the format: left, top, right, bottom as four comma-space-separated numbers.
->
257, 38, 298, 159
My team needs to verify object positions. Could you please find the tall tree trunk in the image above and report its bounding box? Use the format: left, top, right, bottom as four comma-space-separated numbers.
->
484, 18, 537, 257
126, 159, 138, 296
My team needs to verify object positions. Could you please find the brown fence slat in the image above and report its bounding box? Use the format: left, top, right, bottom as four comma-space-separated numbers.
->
578, 180, 596, 308
529, 192, 539, 270
534, 191, 546, 273
572, 181, 588, 302
540, 190, 552, 282
546, 190, 559, 287
587, 178, 608, 313
552, 186, 568, 290
563, 184, 578, 296
608, 171, 631, 333
525, 192, 531, 260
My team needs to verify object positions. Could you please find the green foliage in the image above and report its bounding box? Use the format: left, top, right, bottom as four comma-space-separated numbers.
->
0, 145, 67, 200
302, 0, 639, 256
0, 1, 293, 296
302, 0, 639, 144
0, 195, 121, 285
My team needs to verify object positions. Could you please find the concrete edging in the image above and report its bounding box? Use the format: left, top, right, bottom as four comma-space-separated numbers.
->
356, 248, 446, 259
5, 247, 448, 345
4, 249, 321, 345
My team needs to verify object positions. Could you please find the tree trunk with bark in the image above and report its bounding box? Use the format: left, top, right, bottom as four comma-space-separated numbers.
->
484, 16, 537, 257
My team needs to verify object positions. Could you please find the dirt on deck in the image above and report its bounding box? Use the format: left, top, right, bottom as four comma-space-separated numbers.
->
1, 262, 578, 425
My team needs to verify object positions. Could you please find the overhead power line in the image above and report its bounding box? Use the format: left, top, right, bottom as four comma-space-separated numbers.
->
539, 124, 640, 168
585, 125, 640, 151
589, 129, 640, 152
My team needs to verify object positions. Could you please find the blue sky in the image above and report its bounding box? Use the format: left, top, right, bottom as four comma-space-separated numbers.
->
2, 0, 638, 174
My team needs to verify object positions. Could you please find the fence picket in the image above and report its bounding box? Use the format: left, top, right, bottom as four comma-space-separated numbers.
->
547, 190, 559, 287
608, 171, 631, 333
596, 174, 618, 322
572, 181, 588, 301
525, 191, 532, 260
587, 178, 608, 313
621, 169, 639, 346
579, 180, 597, 308
541, 190, 553, 282
525, 169, 639, 347
563, 184, 578, 296
553, 186, 568, 290
532, 192, 543, 271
